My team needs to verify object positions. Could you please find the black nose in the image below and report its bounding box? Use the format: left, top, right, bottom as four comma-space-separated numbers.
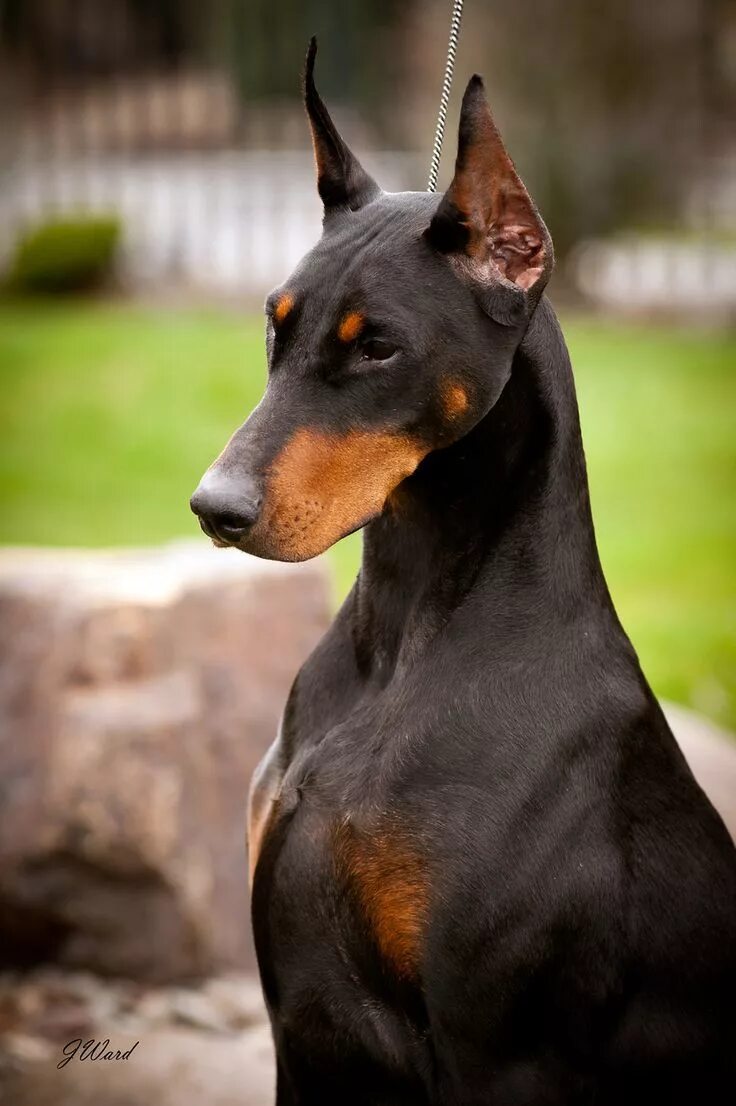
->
190, 474, 262, 545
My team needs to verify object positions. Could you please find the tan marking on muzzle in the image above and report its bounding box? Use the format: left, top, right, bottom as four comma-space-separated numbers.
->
256, 427, 427, 560
337, 311, 364, 343
274, 293, 294, 323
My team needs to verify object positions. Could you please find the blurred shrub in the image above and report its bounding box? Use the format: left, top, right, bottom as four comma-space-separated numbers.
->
7, 216, 121, 294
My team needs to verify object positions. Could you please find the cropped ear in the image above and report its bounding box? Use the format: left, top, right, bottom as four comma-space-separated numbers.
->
304, 38, 380, 213
426, 76, 553, 321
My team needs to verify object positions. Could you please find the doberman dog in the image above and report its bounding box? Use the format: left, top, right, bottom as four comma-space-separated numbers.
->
190, 40, 736, 1106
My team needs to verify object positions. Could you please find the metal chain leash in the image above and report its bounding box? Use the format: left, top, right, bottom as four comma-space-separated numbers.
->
427, 0, 465, 192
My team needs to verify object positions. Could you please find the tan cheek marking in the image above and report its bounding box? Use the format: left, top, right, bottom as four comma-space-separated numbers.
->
274, 294, 294, 323
442, 381, 469, 421
337, 311, 364, 343
258, 428, 428, 559
334, 820, 428, 979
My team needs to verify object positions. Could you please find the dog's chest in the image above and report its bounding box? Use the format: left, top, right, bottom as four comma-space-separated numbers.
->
252, 794, 431, 1085
250, 708, 432, 1054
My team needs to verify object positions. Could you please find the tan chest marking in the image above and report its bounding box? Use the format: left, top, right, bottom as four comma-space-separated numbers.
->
247, 742, 284, 888
334, 818, 429, 980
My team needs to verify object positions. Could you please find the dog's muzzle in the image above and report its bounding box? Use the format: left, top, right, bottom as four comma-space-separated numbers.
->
190, 470, 262, 547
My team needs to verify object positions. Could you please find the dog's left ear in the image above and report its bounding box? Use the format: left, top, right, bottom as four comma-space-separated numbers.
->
426, 76, 553, 323
304, 38, 380, 214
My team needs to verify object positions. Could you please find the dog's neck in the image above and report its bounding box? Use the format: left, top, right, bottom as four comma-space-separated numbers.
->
352, 297, 616, 682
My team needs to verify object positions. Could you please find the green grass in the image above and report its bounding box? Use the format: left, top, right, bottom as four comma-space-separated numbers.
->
0, 300, 734, 729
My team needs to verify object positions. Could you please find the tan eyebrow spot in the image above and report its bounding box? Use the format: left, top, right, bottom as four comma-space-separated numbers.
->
441, 380, 469, 420
274, 294, 294, 323
337, 311, 364, 343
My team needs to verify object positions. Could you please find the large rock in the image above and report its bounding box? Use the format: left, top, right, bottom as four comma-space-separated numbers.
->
0, 542, 331, 982
0, 968, 275, 1106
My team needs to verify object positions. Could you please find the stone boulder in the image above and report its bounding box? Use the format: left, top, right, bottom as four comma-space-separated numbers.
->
0, 968, 275, 1106
0, 542, 331, 982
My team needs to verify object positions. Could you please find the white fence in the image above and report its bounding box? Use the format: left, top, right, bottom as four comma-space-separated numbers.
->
0, 150, 423, 296
573, 236, 736, 315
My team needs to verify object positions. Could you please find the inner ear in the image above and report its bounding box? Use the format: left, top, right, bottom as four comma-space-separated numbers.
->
487, 186, 546, 291
426, 75, 552, 296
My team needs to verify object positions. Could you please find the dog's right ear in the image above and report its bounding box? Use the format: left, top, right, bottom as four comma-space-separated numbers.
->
304, 38, 380, 214
425, 76, 553, 325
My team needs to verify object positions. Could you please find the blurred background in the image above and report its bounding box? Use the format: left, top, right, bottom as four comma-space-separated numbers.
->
0, 2, 734, 1103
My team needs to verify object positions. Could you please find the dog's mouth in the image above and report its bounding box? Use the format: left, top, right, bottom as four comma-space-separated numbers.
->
201, 494, 382, 562
206, 533, 232, 550
197, 516, 246, 550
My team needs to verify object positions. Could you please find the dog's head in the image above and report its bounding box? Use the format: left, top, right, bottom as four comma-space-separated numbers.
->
191, 40, 553, 561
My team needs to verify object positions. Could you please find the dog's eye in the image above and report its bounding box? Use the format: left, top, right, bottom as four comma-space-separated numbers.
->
360, 338, 396, 362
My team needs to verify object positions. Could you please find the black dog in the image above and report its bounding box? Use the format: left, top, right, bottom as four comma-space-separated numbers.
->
191, 41, 736, 1106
